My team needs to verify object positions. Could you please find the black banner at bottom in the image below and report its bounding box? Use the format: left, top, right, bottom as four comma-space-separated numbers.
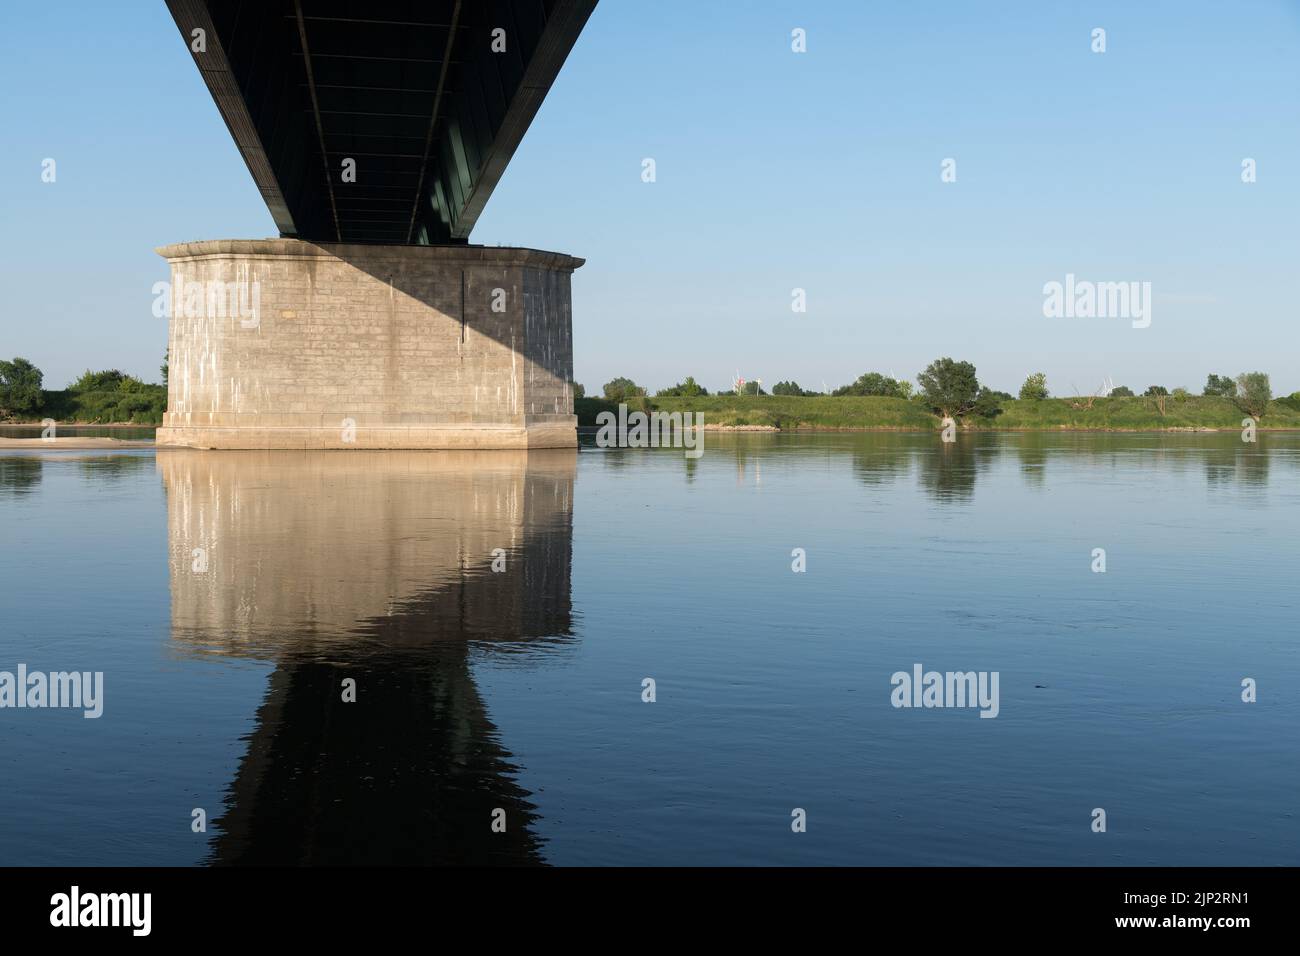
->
0, 866, 1279, 940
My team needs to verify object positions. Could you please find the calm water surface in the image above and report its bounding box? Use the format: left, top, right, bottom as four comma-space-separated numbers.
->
0, 432, 1296, 865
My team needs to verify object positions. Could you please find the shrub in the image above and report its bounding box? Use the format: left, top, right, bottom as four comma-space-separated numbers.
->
1018, 372, 1049, 401
602, 377, 643, 402
834, 372, 907, 398
55, 367, 168, 424
973, 386, 1004, 418
656, 376, 708, 397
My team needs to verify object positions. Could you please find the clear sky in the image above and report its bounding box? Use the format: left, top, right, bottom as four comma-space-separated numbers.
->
3, 1, 1298, 396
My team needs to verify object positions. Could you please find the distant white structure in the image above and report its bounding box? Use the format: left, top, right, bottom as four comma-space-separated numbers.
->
732, 371, 762, 395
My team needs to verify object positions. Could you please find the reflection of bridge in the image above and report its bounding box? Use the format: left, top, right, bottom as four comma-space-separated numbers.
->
159, 449, 576, 864
156, 1, 597, 450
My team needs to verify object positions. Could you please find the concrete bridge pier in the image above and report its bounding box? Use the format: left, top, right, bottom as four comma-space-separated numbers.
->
155, 239, 581, 450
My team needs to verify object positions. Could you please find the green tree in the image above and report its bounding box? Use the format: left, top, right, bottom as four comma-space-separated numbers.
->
70, 369, 128, 392
1234, 371, 1272, 419
772, 380, 809, 396
602, 377, 643, 402
56, 367, 167, 424
1109, 385, 1134, 397
916, 357, 981, 418
834, 372, 906, 397
973, 386, 1004, 418
1143, 385, 1168, 397
0, 357, 44, 418
739, 380, 766, 396
1018, 372, 1049, 400
161, 350, 169, 387
656, 376, 708, 397
1203, 373, 1235, 397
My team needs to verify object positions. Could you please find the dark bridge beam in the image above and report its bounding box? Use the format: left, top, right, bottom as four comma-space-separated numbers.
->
165, 0, 597, 245
166, 0, 298, 236
444, 0, 596, 241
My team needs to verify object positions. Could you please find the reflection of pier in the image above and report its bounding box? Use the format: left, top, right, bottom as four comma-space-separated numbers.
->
159, 450, 576, 864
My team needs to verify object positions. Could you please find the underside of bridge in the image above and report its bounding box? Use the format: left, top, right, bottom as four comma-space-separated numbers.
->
166, 0, 597, 244
158, 1, 595, 450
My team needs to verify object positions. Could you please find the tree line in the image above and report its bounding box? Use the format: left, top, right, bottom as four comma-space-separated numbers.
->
586, 363, 1286, 420
2, 353, 1284, 425
0, 356, 168, 424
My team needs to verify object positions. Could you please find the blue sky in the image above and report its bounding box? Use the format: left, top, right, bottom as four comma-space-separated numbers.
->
2, 1, 1298, 395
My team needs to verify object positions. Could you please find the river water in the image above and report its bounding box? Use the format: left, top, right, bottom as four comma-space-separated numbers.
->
0, 432, 1296, 865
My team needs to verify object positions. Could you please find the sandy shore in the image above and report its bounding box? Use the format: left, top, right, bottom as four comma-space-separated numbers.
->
0, 423, 152, 430
0, 437, 155, 449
